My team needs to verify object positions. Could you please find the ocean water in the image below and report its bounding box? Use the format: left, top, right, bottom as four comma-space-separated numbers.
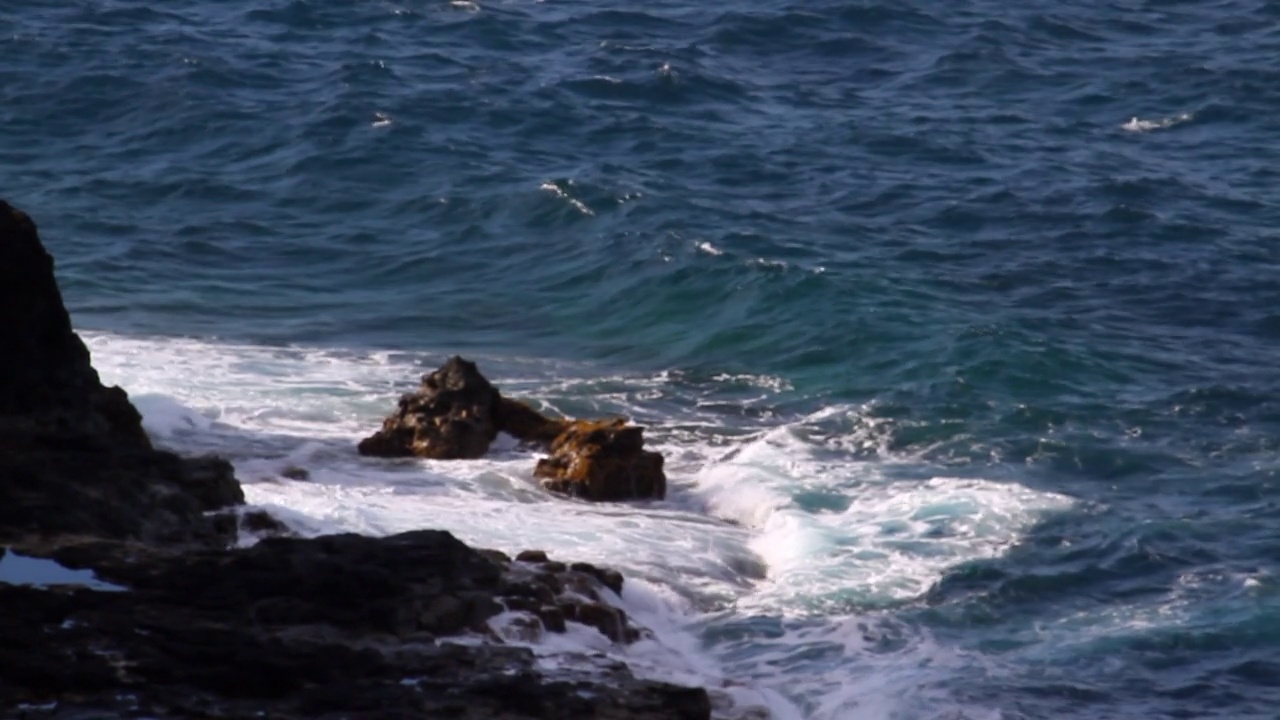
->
5, 0, 1280, 717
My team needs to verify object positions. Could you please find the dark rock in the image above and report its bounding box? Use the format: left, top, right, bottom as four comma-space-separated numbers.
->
280, 465, 310, 480
0, 531, 710, 719
538, 605, 567, 633
240, 509, 291, 536
478, 548, 512, 565
0, 199, 148, 446
576, 602, 629, 643
516, 549, 549, 563
570, 562, 625, 596
357, 356, 502, 459
0, 199, 243, 548
535, 419, 666, 501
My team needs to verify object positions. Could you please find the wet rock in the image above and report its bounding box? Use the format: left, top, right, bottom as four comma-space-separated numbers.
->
516, 549, 549, 563
538, 605, 567, 633
0, 531, 711, 718
571, 562, 625, 596
280, 465, 310, 480
576, 602, 629, 643
494, 397, 568, 444
478, 548, 512, 565
535, 419, 666, 501
239, 510, 291, 537
357, 356, 502, 459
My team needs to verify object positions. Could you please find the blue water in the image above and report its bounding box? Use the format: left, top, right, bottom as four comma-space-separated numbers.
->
5, 1, 1280, 717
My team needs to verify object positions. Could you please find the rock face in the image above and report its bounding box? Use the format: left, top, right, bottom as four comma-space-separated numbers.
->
535, 419, 667, 501
0, 200, 243, 548
359, 357, 667, 501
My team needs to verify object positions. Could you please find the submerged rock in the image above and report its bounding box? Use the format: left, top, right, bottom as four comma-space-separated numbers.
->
535, 419, 666, 501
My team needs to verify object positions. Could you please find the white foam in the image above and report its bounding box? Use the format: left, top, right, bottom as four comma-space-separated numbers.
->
693, 416, 1075, 611
539, 180, 595, 216
1122, 112, 1192, 132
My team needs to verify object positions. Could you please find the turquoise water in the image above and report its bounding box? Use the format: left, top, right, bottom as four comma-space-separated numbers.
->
6, 1, 1280, 717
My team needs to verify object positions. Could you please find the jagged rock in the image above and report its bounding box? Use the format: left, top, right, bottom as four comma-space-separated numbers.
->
535, 419, 667, 501
357, 356, 502, 459
0, 199, 148, 448
359, 359, 667, 503
0, 199, 243, 548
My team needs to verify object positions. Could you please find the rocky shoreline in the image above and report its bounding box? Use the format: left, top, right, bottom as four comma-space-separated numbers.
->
0, 199, 714, 719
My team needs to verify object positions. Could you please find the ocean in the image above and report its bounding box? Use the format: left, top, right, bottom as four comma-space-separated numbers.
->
4, 0, 1280, 717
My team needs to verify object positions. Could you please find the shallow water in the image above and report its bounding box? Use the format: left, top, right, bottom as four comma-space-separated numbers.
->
7, 0, 1280, 717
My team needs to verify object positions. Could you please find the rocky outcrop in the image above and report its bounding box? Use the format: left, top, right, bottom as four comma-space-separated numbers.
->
0, 199, 708, 719
357, 356, 502, 459
356, 358, 573, 458
534, 419, 666, 501
0, 199, 243, 548
0, 533, 708, 720
359, 358, 667, 501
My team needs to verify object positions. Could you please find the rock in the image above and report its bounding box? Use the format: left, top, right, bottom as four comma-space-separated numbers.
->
494, 397, 568, 444
240, 510, 291, 537
0, 200, 147, 448
0, 199, 243, 548
537, 605, 567, 633
576, 602, 629, 643
358, 360, 668, 503
280, 465, 310, 480
477, 548, 512, 565
516, 549, 549, 563
535, 419, 667, 501
357, 356, 502, 459
0, 531, 711, 719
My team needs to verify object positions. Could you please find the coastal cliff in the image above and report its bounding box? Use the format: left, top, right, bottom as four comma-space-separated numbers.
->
0, 199, 712, 720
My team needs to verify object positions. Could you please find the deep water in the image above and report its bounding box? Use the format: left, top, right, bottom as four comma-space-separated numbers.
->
5, 0, 1280, 717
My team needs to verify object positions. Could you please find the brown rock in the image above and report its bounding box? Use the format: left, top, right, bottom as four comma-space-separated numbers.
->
535, 419, 666, 501
515, 549, 549, 563
538, 605, 567, 633
357, 356, 501, 459
494, 397, 568, 444
575, 602, 628, 643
